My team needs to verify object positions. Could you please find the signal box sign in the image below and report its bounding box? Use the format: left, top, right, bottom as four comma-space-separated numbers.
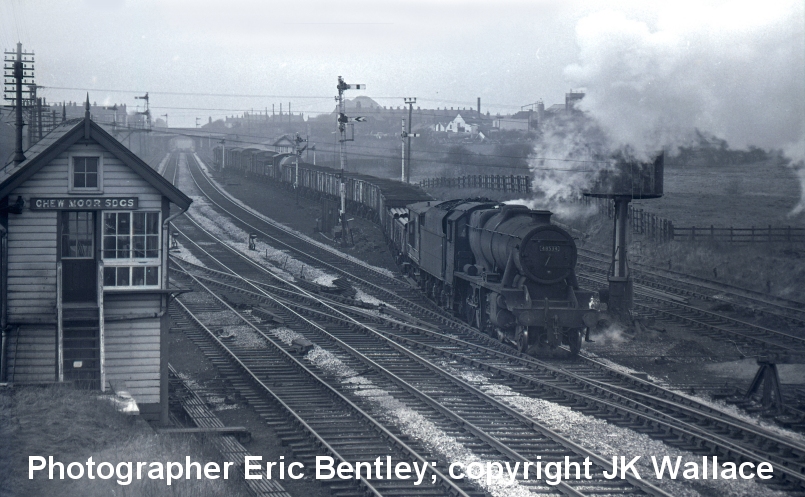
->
31, 197, 139, 210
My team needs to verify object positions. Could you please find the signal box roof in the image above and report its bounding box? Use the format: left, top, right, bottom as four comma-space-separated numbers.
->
0, 116, 191, 209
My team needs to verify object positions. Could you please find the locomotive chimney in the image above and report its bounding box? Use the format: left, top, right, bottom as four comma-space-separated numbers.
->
529, 210, 552, 224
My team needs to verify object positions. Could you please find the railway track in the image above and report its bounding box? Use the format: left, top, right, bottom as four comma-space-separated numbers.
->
576, 271, 805, 356
578, 248, 805, 328
170, 210, 666, 496
167, 152, 805, 494
174, 247, 805, 496
576, 250, 805, 333
575, 250, 805, 424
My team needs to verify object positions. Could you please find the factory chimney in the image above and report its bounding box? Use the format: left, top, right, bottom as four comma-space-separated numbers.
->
477, 97, 481, 115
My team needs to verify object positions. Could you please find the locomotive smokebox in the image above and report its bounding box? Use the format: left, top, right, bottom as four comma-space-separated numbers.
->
468, 204, 577, 285
583, 153, 664, 320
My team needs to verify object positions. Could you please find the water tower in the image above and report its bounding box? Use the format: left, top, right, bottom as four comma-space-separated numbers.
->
583, 154, 664, 319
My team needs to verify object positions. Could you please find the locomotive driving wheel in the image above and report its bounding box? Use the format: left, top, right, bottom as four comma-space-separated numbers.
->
517, 327, 530, 354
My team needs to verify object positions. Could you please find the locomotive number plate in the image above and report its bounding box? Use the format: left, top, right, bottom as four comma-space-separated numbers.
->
539, 245, 561, 252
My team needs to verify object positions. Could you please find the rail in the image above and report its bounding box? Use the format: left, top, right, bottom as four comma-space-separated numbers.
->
56, 261, 63, 382
98, 260, 105, 392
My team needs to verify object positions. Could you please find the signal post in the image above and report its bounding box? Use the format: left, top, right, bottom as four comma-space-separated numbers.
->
335, 76, 365, 246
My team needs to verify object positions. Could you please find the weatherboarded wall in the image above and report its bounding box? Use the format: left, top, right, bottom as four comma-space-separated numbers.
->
7, 142, 163, 325
103, 294, 162, 412
6, 325, 56, 383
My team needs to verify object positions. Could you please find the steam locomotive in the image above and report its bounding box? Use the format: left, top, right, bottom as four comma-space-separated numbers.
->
209, 145, 597, 355
396, 199, 598, 355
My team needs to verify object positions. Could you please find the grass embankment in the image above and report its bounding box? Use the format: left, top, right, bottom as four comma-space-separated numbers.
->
0, 385, 248, 497
564, 212, 805, 303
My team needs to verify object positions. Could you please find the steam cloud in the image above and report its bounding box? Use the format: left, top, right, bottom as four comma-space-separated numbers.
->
530, 1, 805, 213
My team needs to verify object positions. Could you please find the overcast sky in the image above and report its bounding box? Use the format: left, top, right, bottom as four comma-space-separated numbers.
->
2, 0, 605, 125
1, 0, 803, 157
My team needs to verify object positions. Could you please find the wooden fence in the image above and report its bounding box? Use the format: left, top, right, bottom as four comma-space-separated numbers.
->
673, 226, 805, 243
420, 177, 803, 244
419, 175, 532, 193
574, 195, 676, 242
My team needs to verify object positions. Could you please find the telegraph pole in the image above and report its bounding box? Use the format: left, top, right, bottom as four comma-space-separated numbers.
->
26, 84, 35, 147
335, 76, 365, 246
401, 119, 406, 182
294, 133, 307, 206
402, 97, 419, 183
401, 97, 419, 183
3, 42, 35, 164
219, 139, 226, 170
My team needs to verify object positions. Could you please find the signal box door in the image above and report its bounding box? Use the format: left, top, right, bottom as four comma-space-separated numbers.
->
60, 211, 97, 302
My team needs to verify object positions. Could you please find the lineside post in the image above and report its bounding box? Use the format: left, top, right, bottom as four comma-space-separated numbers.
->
335, 76, 365, 246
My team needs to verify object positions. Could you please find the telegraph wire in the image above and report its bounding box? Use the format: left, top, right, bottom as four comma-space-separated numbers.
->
40, 86, 525, 110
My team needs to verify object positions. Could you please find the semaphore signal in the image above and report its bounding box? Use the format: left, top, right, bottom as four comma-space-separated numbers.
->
335, 75, 366, 246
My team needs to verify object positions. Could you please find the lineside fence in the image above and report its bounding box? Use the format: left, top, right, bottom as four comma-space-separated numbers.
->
420, 177, 804, 244
571, 195, 675, 242
673, 226, 805, 243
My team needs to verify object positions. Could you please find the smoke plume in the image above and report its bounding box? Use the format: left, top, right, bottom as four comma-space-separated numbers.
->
531, 1, 805, 213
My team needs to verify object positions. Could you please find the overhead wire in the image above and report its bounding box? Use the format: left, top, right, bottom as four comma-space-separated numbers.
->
40, 87, 525, 111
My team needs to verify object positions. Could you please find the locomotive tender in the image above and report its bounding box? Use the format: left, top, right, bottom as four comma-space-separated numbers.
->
211, 145, 597, 355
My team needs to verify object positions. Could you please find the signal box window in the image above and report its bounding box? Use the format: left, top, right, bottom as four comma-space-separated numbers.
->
102, 211, 161, 288
72, 157, 100, 190
60, 212, 94, 258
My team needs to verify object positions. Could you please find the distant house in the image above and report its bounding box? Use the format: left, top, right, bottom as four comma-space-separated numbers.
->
447, 114, 472, 133
435, 113, 487, 135
430, 121, 450, 132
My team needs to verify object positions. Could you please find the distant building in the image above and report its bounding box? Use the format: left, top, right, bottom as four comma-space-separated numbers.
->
433, 113, 485, 135
565, 90, 585, 112
55, 101, 130, 127
544, 104, 566, 117
493, 116, 530, 131
272, 135, 296, 154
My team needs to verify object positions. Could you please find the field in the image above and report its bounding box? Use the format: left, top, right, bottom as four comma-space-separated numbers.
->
631, 159, 802, 227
